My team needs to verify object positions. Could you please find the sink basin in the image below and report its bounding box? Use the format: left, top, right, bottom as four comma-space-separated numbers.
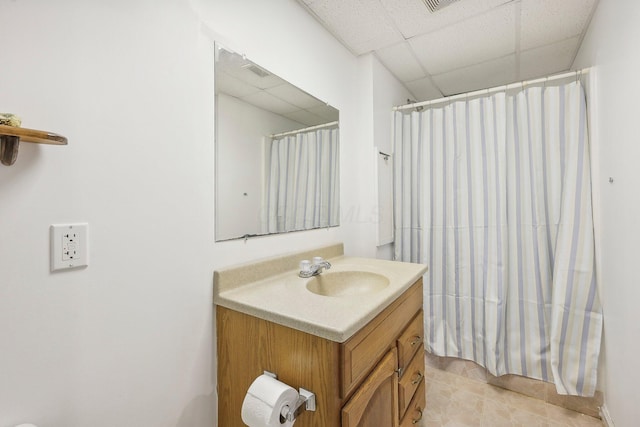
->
306, 271, 390, 297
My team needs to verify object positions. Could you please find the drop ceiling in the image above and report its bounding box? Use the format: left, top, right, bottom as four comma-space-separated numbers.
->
297, 0, 599, 101
216, 46, 339, 127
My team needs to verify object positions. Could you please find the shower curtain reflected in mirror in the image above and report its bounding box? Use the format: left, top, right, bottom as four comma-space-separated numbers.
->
393, 81, 602, 396
262, 126, 339, 234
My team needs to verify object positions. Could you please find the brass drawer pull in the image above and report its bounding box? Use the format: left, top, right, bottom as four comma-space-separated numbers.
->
411, 372, 423, 385
410, 335, 422, 346
412, 408, 423, 424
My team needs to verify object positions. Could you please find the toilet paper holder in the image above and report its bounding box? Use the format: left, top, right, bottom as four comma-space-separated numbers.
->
263, 371, 316, 423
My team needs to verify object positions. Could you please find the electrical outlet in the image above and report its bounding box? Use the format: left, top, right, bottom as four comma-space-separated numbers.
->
62, 230, 78, 261
50, 223, 88, 271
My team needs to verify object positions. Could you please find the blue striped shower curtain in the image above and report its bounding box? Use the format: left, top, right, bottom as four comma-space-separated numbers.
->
262, 127, 339, 233
393, 81, 602, 396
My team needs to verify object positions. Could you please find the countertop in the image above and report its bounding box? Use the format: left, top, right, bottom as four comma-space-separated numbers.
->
213, 245, 427, 343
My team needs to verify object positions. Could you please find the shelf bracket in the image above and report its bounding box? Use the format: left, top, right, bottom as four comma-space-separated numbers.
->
0, 135, 20, 166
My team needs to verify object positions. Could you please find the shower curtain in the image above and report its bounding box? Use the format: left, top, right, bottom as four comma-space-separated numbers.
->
393, 81, 602, 396
263, 126, 339, 233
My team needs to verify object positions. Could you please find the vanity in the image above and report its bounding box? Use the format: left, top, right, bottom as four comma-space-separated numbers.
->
214, 244, 428, 426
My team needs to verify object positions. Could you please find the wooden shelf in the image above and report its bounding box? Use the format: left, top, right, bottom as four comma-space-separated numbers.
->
0, 124, 67, 166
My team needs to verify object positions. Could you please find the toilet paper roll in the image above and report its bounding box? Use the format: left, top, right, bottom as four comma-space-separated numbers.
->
241, 374, 299, 427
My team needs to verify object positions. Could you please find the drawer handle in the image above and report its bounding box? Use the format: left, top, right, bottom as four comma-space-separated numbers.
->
411, 372, 423, 385
412, 408, 423, 424
410, 335, 422, 346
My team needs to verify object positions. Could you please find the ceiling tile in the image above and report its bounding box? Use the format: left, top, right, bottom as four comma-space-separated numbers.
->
519, 37, 581, 81
216, 47, 284, 90
265, 83, 325, 110
432, 54, 517, 96
241, 91, 299, 115
380, 0, 512, 39
234, 68, 284, 90
405, 76, 443, 101
282, 110, 326, 127
408, 2, 516, 75
375, 42, 426, 82
216, 72, 260, 98
300, 0, 404, 54
307, 104, 340, 121
520, 0, 597, 50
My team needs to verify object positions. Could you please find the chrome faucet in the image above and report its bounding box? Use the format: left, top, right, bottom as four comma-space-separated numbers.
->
298, 256, 332, 278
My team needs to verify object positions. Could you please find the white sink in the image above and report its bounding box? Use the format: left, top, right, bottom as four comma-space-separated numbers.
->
306, 271, 390, 297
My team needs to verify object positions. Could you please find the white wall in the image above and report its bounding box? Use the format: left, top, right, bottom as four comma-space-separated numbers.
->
216, 94, 302, 240
370, 55, 414, 260
0, 1, 366, 426
573, 0, 640, 425
338, 53, 413, 260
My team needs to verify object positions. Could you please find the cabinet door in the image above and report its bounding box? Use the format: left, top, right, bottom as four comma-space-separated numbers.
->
342, 348, 399, 427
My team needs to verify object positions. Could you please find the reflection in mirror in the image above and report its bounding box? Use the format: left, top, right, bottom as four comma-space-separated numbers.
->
215, 44, 340, 241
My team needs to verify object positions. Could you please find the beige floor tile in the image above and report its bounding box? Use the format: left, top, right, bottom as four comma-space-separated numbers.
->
423, 354, 604, 427
487, 373, 547, 401
426, 364, 464, 384
426, 351, 443, 369
484, 385, 548, 418
482, 397, 551, 426
440, 357, 488, 383
545, 404, 604, 427
545, 387, 603, 419
425, 381, 484, 424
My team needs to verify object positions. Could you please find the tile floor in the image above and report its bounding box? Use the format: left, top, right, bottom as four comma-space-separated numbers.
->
421, 362, 604, 426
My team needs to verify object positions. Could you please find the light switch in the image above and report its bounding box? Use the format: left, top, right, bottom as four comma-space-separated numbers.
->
51, 223, 88, 271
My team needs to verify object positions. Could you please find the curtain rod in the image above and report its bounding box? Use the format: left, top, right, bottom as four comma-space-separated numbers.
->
394, 68, 590, 111
270, 121, 338, 138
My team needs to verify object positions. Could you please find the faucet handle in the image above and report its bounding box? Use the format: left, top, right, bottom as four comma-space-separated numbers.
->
312, 256, 325, 264
299, 260, 312, 273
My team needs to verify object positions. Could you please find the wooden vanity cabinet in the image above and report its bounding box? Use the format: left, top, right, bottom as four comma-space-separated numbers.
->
216, 278, 425, 427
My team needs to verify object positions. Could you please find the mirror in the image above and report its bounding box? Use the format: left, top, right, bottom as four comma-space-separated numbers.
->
215, 44, 340, 241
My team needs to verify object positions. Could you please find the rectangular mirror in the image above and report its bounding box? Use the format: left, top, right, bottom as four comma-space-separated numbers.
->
215, 44, 340, 241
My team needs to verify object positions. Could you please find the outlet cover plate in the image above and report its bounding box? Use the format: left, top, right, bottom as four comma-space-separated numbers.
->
50, 223, 88, 271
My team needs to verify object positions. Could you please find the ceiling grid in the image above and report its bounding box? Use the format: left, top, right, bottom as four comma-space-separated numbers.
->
297, 0, 599, 99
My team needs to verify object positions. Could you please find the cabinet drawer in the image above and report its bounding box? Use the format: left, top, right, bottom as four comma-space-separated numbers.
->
399, 379, 425, 427
397, 310, 424, 370
398, 349, 425, 417
341, 279, 423, 398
